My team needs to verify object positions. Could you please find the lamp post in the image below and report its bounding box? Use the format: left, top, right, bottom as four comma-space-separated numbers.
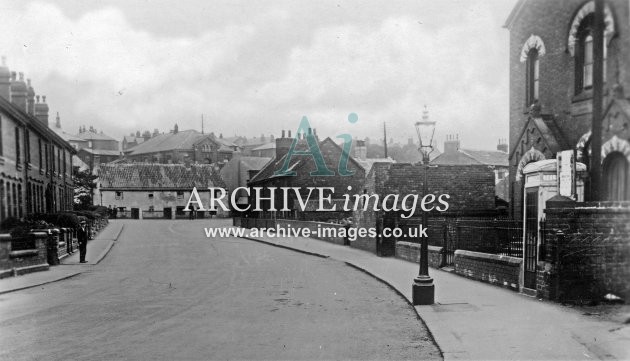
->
412, 105, 436, 305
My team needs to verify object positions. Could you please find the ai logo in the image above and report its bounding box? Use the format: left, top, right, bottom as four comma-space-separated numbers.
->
274, 113, 358, 177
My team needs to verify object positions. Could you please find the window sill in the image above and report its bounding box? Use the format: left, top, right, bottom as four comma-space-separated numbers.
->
572, 89, 593, 103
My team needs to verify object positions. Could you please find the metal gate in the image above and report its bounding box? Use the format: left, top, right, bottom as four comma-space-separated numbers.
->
524, 188, 539, 289
443, 222, 457, 266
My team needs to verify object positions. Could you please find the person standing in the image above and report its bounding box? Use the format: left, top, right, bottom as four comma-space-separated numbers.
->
77, 220, 89, 263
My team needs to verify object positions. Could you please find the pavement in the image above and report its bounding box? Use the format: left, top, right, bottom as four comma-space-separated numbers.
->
0, 221, 124, 295
238, 228, 630, 361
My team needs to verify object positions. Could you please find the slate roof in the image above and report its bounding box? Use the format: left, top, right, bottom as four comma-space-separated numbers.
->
251, 142, 276, 151
126, 130, 237, 156
76, 131, 117, 142
98, 163, 226, 190
78, 148, 121, 156
249, 137, 364, 184
126, 130, 206, 155
431, 148, 508, 167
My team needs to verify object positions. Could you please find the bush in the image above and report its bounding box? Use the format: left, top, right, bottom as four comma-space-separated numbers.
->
56, 213, 80, 228
0, 217, 21, 232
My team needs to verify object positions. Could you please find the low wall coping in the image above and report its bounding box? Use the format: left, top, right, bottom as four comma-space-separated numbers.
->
396, 241, 443, 252
0, 234, 10, 242
10, 249, 39, 258
454, 249, 522, 265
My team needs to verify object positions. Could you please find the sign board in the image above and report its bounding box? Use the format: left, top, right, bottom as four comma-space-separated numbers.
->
557, 150, 576, 198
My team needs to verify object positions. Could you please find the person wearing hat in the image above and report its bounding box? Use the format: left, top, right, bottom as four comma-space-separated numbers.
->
77, 220, 89, 263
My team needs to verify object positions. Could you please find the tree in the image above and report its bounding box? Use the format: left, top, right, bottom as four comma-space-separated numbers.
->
73, 166, 98, 210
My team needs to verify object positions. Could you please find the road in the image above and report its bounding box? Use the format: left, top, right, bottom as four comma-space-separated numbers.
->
0, 219, 441, 360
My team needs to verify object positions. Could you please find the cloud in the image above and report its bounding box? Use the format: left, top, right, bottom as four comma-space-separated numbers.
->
0, 0, 514, 149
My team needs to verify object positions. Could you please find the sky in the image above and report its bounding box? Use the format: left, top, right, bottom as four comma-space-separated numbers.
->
0, 0, 517, 150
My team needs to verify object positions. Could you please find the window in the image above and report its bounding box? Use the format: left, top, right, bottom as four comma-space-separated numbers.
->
15, 127, 20, 164
525, 48, 539, 106
24, 130, 30, 163
115, 191, 123, 200
176, 191, 184, 200
575, 14, 607, 94
38, 139, 42, 168
148, 193, 154, 199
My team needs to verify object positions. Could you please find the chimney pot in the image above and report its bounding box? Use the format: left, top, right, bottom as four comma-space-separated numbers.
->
1, 56, 5, 66
288, 130, 292, 138
19, 72, 24, 81
10, 71, 16, 81
42, 95, 46, 103
281, 130, 285, 138
36, 95, 40, 103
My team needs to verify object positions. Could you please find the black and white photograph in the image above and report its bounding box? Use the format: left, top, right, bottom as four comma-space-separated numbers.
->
0, 0, 629, 360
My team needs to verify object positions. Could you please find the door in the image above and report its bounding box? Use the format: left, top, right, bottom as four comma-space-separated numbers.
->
523, 188, 539, 290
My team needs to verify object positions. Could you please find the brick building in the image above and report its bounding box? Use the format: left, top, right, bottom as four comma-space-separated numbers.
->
352, 162, 498, 255
431, 135, 510, 202
95, 163, 227, 218
124, 126, 237, 165
504, 0, 630, 300
247, 131, 366, 221
0, 58, 75, 224
505, 0, 630, 218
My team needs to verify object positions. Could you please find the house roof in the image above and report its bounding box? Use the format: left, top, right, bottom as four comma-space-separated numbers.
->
220, 156, 272, 191
126, 130, 206, 155
249, 137, 364, 184
78, 148, 121, 156
461, 149, 509, 167
431, 147, 508, 167
76, 131, 117, 142
98, 163, 226, 190
251, 142, 276, 151
0, 95, 75, 153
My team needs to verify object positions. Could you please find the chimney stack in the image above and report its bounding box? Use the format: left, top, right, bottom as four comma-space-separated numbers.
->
275, 129, 293, 160
11, 72, 28, 111
444, 134, 460, 154
34, 95, 50, 126
354, 139, 367, 160
55, 112, 61, 129
497, 138, 508, 153
0, 57, 11, 101
26, 79, 35, 115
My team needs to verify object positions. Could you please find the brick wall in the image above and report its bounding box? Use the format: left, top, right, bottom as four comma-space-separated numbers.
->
354, 163, 497, 254
395, 242, 445, 268
453, 250, 522, 291
538, 201, 630, 302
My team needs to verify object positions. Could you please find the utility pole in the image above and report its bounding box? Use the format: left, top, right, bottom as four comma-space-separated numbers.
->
383, 122, 388, 158
201, 114, 205, 135
590, 0, 604, 200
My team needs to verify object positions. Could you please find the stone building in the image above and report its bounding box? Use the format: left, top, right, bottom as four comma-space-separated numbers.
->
0, 58, 75, 224
95, 163, 227, 218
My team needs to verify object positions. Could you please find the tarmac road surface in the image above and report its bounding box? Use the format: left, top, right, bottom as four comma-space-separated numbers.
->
0, 219, 441, 360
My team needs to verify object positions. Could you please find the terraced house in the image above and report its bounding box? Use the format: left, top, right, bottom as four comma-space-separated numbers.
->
0, 58, 75, 224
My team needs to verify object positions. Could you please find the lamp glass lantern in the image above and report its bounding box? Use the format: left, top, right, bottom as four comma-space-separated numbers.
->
414, 112, 436, 162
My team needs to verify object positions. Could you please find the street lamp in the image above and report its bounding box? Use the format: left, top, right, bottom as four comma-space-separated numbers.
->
412, 105, 436, 305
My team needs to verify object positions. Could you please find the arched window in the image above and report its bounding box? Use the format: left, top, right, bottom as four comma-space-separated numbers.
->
526, 48, 539, 106
603, 152, 629, 201
568, 1, 614, 95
